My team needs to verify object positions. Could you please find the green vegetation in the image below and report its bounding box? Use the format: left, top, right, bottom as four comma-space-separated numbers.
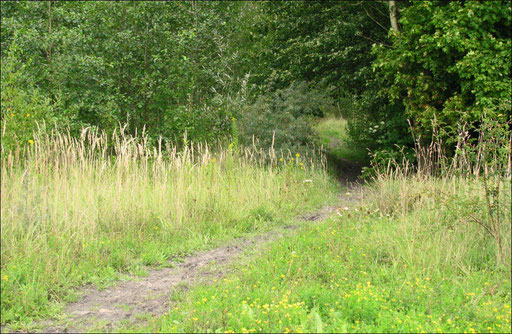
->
3, 1, 509, 157
122, 173, 511, 333
0, 129, 337, 324
375, 1, 511, 149
314, 117, 368, 164
1, 1, 511, 332
240, 82, 334, 155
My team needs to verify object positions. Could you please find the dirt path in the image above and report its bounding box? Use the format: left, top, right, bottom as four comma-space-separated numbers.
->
10, 189, 356, 333
35, 231, 285, 333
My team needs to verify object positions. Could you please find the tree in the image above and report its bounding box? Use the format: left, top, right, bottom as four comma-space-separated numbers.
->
374, 0, 511, 149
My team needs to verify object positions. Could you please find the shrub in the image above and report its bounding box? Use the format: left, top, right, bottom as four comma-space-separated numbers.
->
373, 1, 511, 149
1, 42, 55, 152
239, 82, 332, 154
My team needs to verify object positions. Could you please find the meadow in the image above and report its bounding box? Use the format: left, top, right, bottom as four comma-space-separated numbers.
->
0, 127, 338, 325
2, 117, 511, 333
2, 2, 510, 332
106, 116, 509, 333
120, 138, 512, 333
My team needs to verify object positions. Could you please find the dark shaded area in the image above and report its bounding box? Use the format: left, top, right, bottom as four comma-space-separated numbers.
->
325, 150, 366, 188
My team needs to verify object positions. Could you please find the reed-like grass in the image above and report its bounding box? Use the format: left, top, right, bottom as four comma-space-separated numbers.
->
0, 126, 337, 324
368, 117, 512, 268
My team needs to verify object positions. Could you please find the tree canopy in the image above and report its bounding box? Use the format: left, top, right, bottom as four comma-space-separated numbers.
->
1, 0, 510, 159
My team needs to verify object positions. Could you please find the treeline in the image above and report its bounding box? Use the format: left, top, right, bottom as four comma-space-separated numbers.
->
1, 1, 510, 159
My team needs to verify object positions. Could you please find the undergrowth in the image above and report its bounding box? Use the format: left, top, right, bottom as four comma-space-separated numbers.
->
123, 118, 511, 333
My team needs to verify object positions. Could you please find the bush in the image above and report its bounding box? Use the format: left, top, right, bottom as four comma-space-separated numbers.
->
347, 90, 413, 160
373, 1, 511, 149
1, 42, 55, 152
239, 82, 332, 154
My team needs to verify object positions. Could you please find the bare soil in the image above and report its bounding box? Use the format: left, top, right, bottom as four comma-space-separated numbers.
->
35, 231, 285, 333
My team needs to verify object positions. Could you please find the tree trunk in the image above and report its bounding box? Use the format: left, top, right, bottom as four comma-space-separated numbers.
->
47, 0, 54, 104
388, 0, 399, 33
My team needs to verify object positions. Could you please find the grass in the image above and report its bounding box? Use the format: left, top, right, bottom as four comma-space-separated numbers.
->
4, 117, 510, 333
124, 173, 511, 333
0, 127, 339, 326
314, 117, 369, 164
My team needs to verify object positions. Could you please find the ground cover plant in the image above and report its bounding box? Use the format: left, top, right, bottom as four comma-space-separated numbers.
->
126, 171, 511, 334
0, 127, 338, 326
2, 1, 510, 332
121, 118, 511, 334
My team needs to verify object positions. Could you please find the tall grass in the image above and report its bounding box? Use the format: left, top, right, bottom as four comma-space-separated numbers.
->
132, 119, 511, 334
0, 126, 337, 324
368, 117, 512, 269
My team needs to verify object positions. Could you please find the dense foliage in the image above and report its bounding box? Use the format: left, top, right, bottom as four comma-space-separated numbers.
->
1, 1, 253, 147
1, 0, 510, 160
1, 1, 511, 330
239, 82, 333, 154
375, 1, 512, 150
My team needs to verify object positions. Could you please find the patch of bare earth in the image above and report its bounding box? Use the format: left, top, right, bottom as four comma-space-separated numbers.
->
8, 201, 346, 333
22, 231, 270, 333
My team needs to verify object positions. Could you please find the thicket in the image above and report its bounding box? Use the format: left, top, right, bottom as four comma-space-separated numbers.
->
239, 82, 333, 154
374, 1, 511, 157
1, 1, 256, 149
2, 1, 510, 163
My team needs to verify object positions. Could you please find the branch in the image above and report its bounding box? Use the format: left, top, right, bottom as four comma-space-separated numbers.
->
364, 7, 389, 32
369, 2, 390, 20
468, 214, 494, 238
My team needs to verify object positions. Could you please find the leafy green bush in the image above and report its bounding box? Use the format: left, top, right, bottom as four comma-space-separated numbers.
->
1, 42, 56, 152
347, 91, 413, 164
374, 1, 511, 149
239, 82, 332, 154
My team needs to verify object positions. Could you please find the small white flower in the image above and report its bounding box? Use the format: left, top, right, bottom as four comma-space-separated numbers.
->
303, 179, 312, 183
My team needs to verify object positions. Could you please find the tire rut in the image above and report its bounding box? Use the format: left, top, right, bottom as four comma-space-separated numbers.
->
16, 204, 350, 333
